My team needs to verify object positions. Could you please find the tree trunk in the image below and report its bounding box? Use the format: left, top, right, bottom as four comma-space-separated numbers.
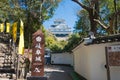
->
114, 0, 117, 34
88, 8, 97, 33
72, 0, 99, 34
90, 1, 99, 34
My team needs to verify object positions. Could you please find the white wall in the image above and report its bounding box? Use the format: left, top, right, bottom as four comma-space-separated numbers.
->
86, 44, 107, 80
110, 66, 120, 80
51, 53, 73, 66
72, 42, 120, 80
73, 45, 90, 79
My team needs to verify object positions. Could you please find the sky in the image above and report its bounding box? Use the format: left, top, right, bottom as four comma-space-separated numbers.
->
43, 0, 81, 31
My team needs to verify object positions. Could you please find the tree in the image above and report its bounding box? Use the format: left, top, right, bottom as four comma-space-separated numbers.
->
0, 0, 61, 48
94, 0, 120, 34
63, 33, 81, 52
72, 0, 99, 34
72, 0, 120, 35
45, 30, 67, 52
74, 9, 90, 37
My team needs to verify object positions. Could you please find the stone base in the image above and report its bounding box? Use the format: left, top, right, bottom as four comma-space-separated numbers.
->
27, 76, 47, 80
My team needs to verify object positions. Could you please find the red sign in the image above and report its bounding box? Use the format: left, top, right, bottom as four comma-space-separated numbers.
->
31, 30, 45, 76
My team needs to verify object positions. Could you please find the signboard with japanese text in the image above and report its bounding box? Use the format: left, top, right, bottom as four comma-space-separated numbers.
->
31, 30, 45, 76
106, 45, 120, 66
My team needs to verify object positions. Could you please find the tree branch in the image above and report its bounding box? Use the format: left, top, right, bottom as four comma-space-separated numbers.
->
72, 0, 90, 10
86, 0, 91, 7
94, 19, 109, 29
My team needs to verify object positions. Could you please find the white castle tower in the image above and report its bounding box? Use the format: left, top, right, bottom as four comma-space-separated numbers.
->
49, 19, 71, 41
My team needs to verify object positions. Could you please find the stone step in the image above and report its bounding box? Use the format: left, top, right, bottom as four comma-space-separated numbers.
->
2, 66, 12, 68
3, 61, 13, 63
0, 57, 14, 59
0, 57, 5, 60
0, 66, 15, 69
0, 68, 15, 73
0, 54, 5, 57
4, 53, 12, 55
0, 73, 16, 80
0, 78, 8, 80
0, 59, 14, 63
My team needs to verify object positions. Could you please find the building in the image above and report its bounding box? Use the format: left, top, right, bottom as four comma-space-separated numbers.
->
48, 19, 71, 41
72, 34, 120, 80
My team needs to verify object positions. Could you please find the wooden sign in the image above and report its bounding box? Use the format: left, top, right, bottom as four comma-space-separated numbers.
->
107, 45, 120, 66
31, 30, 45, 76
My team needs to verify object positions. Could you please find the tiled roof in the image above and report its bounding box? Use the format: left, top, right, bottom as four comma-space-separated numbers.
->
71, 34, 120, 52
85, 34, 120, 45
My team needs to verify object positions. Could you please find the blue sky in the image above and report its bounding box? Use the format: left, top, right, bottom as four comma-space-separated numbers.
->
43, 0, 81, 31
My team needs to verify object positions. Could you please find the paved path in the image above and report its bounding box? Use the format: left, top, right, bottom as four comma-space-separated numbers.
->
0, 65, 74, 80
44, 65, 73, 80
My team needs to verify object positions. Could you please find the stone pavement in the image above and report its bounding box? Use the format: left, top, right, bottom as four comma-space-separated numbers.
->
44, 65, 74, 80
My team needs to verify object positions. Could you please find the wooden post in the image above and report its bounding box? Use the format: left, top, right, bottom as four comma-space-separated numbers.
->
105, 47, 111, 80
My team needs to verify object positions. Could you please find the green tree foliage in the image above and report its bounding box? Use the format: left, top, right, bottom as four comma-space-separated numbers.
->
64, 33, 81, 52
74, 9, 89, 37
0, 0, 61, 48
72, 0, 120, 35
72, 0, 99, 34
98, 0, 120, 34
45, 30, 67, 52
